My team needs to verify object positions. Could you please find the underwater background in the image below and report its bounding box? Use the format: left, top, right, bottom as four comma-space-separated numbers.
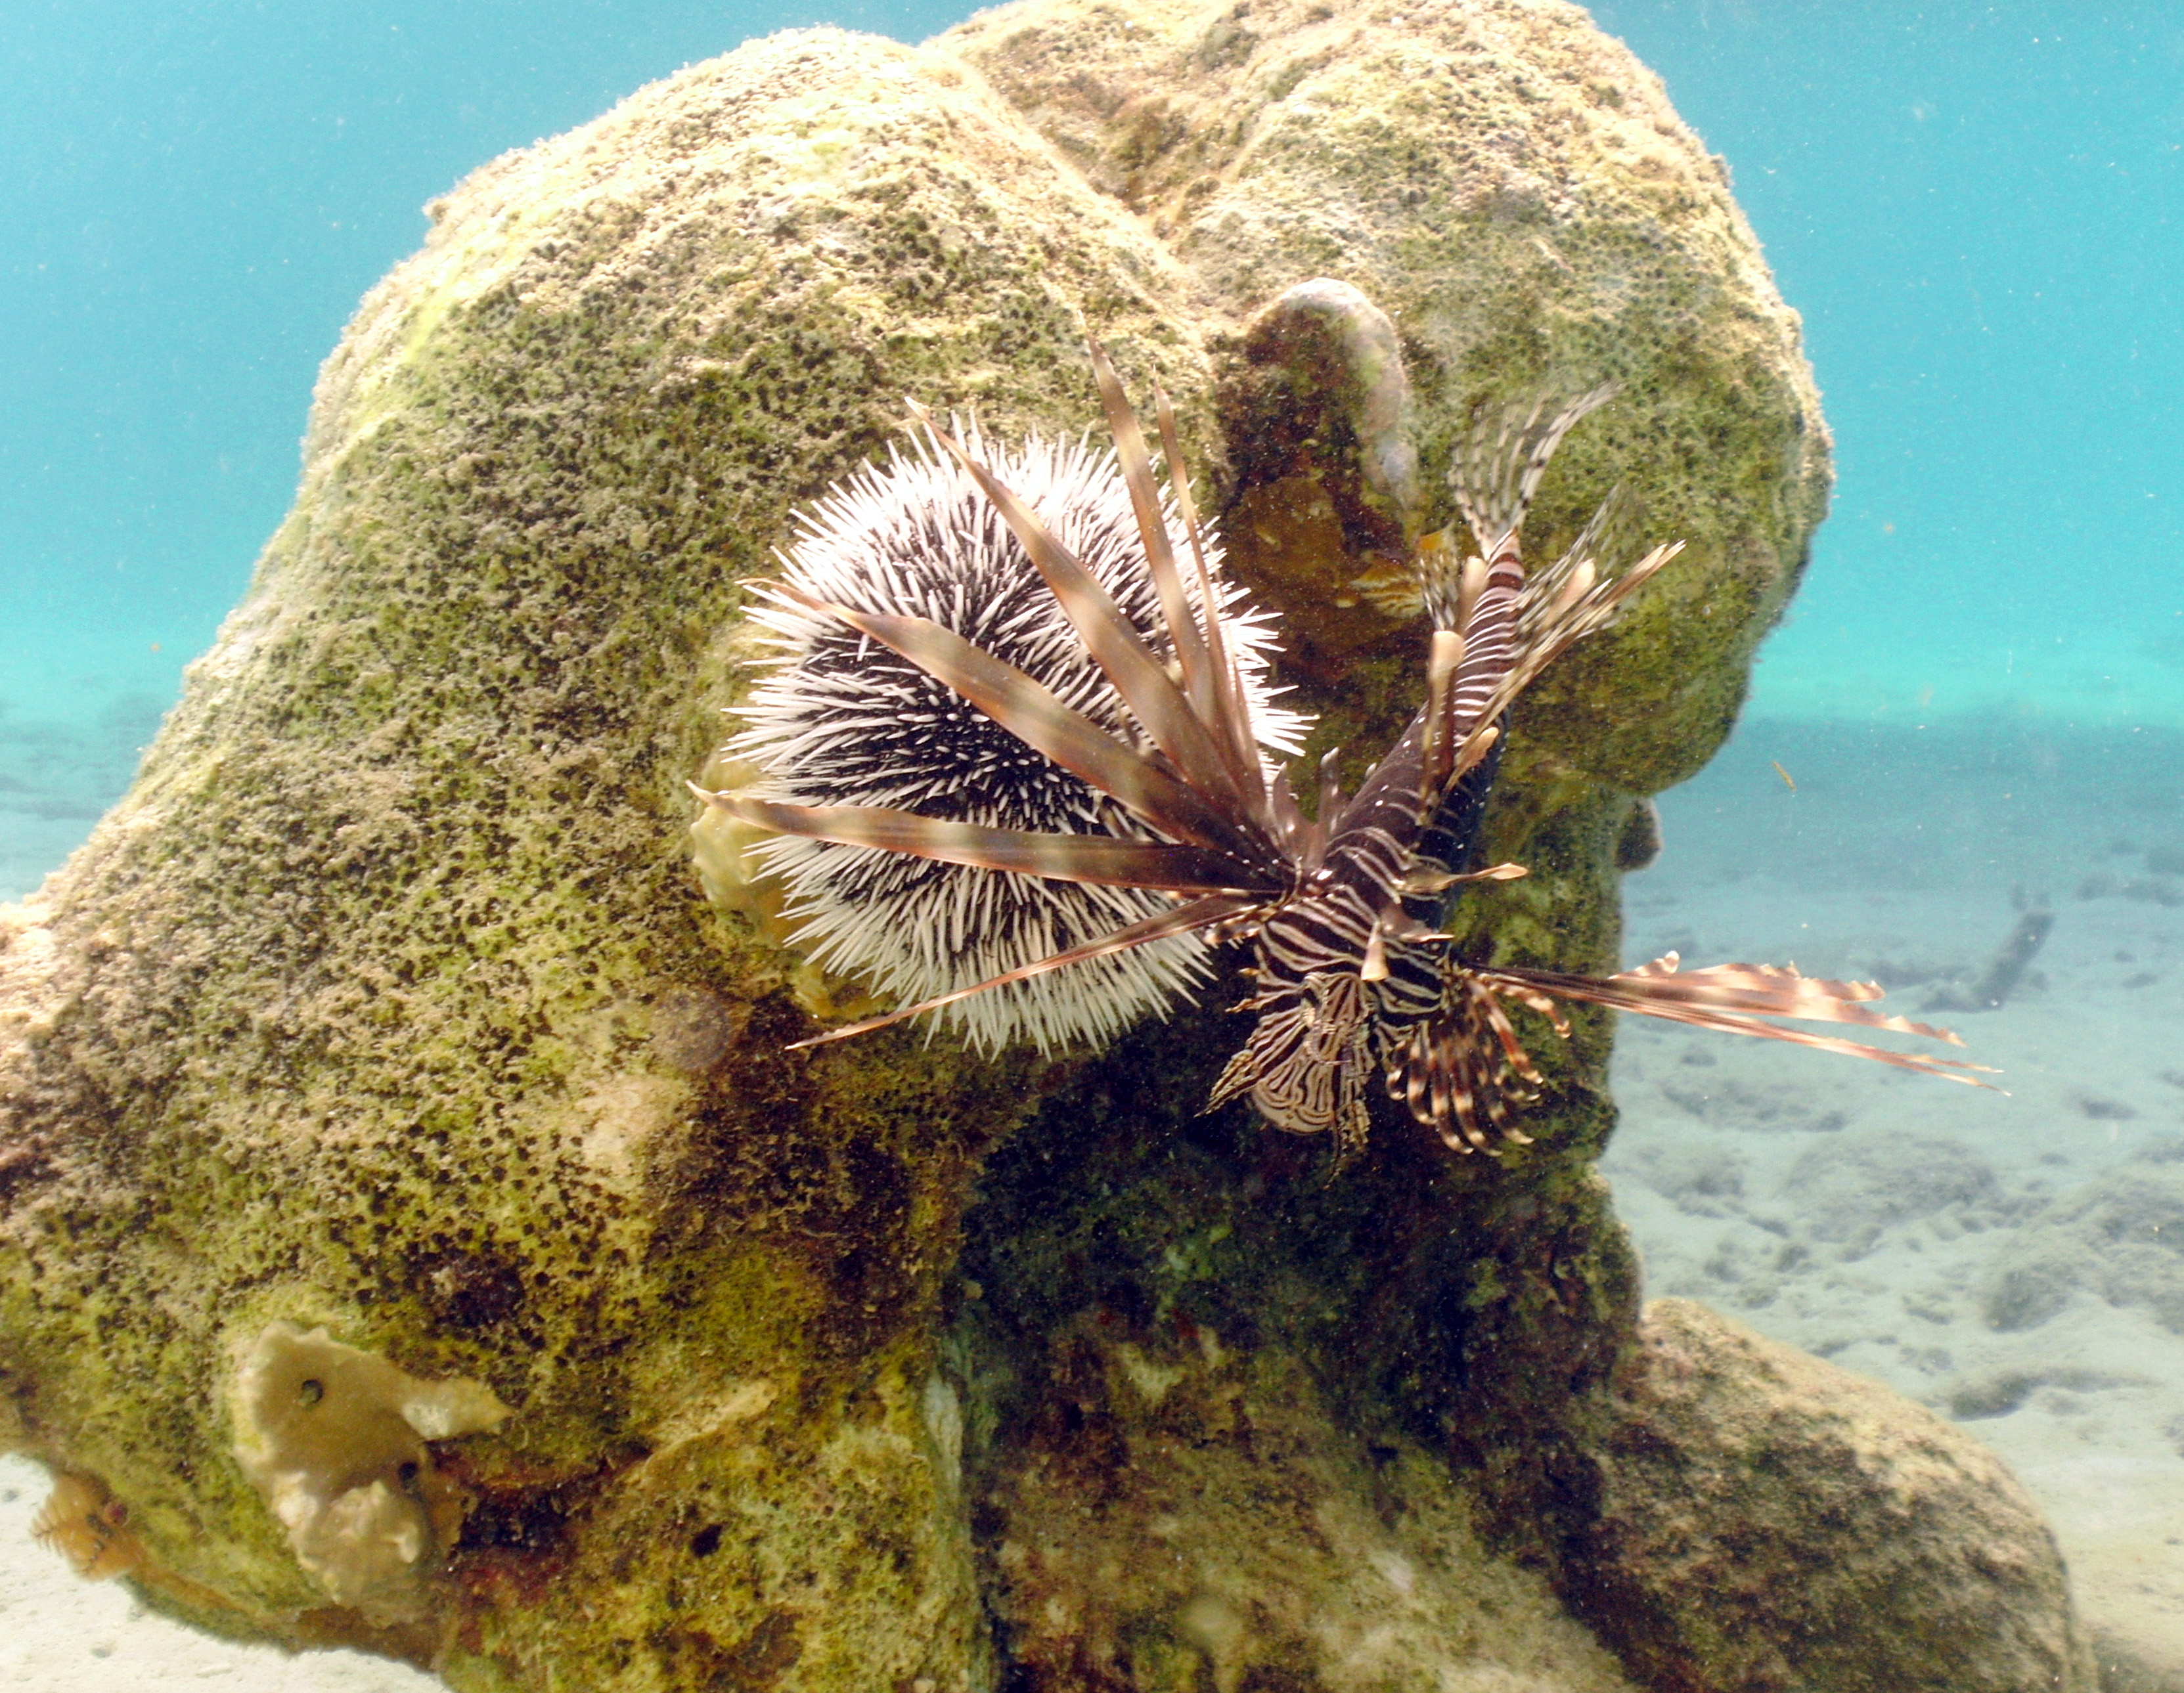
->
3, 1, 2181, 1686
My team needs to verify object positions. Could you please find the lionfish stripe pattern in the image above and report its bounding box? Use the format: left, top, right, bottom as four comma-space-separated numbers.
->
699, 343, 1991, 1157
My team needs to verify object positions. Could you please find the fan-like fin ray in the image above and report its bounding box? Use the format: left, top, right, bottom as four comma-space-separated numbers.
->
1086, 343, 1219, 736
1516, 483, 1635, 649
1419, 627, 1465, 805
1453, 385, 1617, 557
772, 582, 1267, 865
786, 894, 1258, 1049
1538, 956, 1950, 1037
700, 791, 1281, 894
1153, 382, 1268, 809
1477, 961, 2000, 1088
906, 401, 1249, 816
1452, 543, 1682, 778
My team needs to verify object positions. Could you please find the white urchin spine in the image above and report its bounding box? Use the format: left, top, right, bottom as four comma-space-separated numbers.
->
728, 424, 1301, 1055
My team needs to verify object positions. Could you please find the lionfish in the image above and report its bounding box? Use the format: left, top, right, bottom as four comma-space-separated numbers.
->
698, 345, 1990, 1157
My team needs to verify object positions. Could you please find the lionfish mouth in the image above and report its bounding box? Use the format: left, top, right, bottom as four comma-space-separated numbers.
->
694, 340, 1993, 1161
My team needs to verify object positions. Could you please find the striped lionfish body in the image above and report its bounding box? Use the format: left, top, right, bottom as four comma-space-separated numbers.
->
1209, 391, 1622, 1151
698, 346, 1992, 1160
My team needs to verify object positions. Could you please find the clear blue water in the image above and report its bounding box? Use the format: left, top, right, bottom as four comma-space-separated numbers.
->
5, 1, 2179, 788
3, 0, 2182, 1678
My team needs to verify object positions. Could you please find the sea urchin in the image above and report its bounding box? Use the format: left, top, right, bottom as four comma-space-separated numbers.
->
728, 422, 1301, 1054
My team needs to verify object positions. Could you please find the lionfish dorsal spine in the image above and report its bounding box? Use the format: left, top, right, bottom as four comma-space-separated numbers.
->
905, 399, 1266, 839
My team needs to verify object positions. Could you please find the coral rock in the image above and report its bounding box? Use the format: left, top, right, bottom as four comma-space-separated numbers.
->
0, 0, 2072, 1687
1582, 1298, 2098, 1693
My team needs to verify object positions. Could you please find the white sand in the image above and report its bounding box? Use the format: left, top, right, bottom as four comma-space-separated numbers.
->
1604, 728, 2184, 1680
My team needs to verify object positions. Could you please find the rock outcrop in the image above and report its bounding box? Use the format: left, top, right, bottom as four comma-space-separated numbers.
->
0, 1, 2081, 1688
1583, 1300, 2097, 1692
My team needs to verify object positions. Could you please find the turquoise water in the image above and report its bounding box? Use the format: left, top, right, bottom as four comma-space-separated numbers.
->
5, 3, 2179, 902
1605, 2, 2184, 730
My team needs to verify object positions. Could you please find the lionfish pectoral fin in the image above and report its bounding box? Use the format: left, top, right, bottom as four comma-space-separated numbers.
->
1377, 964, 1571, 1156
1477, 962, 2002, 1089
1390, 1010, 1525, 1156
1150, 381, 1270, 810
785, 893, 1258, 1050
1086, 343, 1221, 735
766, 583, 1266, 866
702, 792, 1280, 895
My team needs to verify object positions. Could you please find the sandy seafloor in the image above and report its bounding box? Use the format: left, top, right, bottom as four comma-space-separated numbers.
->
4, 700, 2183, 1688
1605, 718, 2184, 1685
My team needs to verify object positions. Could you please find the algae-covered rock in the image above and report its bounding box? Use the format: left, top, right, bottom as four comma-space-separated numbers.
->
944, 0, 1831, 794
0, 0, 2075, 1688
1583, 1300, 2098, 1692
0, 24, 1137, 1684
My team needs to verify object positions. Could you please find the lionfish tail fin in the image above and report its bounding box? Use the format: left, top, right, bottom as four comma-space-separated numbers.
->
1450, 384, 1616, 560
1513, 482, 1642, 650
